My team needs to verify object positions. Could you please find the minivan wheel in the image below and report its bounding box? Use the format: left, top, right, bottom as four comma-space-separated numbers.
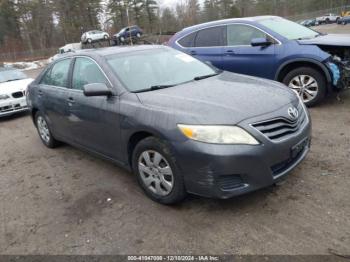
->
283, 67, 326, 107
35, 112, 59, 148
132, 137, 186, 204
87, 38, 92, 44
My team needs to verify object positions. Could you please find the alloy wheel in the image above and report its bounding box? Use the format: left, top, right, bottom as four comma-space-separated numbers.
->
288, 75, 319, 103
138, 150, 174, 196
37, 116, 50, 143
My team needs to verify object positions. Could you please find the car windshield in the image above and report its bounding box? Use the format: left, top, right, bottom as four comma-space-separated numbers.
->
106, 48, 217, 92
259, 17, 320, 40
0, 69, 27, 84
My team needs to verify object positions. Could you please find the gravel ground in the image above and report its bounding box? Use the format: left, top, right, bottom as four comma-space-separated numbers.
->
0, 25, 350, 256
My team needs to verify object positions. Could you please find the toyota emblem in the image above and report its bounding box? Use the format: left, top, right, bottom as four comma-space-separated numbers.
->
288, 107, 299, 120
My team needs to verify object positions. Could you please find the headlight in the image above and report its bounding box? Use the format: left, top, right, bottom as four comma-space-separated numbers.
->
0, 94, 10, 100
177, 125, 259, 145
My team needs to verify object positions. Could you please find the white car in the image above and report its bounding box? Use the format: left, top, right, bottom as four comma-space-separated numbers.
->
316, 13, 340, 24
0, 68, 33, 117
81, 30, 110, 44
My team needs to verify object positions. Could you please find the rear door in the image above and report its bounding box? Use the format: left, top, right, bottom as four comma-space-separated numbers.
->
66, 57, 122, 159
184, 26, 225, 69
38, 58, 73, 139
221, 23, 277, 79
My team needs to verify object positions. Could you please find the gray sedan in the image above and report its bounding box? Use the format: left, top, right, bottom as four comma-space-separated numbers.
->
26, 46, 311, 204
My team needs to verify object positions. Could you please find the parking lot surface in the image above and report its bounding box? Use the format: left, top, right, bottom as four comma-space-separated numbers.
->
1, 27, 350, 255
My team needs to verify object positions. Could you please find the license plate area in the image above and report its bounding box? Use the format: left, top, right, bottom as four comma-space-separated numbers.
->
291, 138, 308, 158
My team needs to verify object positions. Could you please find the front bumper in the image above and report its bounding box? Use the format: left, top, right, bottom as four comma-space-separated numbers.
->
171, 104, 312, 199
0, 97, 28, 117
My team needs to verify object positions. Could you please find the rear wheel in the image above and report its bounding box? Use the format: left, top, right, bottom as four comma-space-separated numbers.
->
35, 111, 59, 148
104, 35, 108, 40
283, 67, 327, 107
132, 137, 187, 204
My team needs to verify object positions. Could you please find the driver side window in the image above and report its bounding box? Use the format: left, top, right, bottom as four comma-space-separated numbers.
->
72, 58, 109, 90
227, 24, 267, 46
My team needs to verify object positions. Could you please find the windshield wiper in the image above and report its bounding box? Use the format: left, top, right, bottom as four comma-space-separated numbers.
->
194, 73, 219, 81
5, 78, 23, 82
134, 84, 175, 93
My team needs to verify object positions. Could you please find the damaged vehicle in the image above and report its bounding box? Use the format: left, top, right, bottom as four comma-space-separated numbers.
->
27, 46, 311, 204
169, 16, 350, 106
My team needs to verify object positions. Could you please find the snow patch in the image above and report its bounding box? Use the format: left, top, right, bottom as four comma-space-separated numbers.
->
4, 59, 48, 71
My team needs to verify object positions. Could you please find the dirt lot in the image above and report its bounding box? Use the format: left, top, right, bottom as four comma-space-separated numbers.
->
1, 25, 350, 256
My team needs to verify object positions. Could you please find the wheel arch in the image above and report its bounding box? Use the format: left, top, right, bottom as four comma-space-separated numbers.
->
127, 131, 155, 168
275, 59, 332, 91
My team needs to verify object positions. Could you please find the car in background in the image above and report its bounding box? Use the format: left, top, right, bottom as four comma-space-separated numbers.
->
81, 30, 110, 44
48, 43, 82, 63
26, 46, 311, 204
300, 19, 318, 27
113, 25, 143, 44
169, 16, 350, 106
0, 67, 33, 117
316, 13, 340, 24
337, 16, 350, 25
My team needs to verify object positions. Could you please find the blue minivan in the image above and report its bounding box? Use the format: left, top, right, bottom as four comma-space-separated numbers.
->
169, 16, 350, 106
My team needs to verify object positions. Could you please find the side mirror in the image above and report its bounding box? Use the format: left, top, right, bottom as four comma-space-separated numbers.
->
251, 38, 272, 47
83, 83, 112, 97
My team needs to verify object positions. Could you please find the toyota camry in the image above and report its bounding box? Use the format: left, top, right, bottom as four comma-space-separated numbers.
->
26, 46, 311, 204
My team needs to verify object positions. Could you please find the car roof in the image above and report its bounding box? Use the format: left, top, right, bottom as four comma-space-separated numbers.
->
180, 15, 279, 33
59, 45, 165, 59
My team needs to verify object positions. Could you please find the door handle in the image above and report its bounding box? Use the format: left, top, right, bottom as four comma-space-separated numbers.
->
38, 90, 43, 97
190, 50, 197, 55
67, 97, 75, 106
225, 50, 236, 55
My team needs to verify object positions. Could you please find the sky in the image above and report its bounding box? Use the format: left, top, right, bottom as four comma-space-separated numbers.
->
159, 0, 204, 9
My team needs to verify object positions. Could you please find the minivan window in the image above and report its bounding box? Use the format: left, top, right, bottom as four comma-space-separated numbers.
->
72, 58, 109, 90
41, 59, 71, 87
227, 24, 267, 46
194, 26, 225, 47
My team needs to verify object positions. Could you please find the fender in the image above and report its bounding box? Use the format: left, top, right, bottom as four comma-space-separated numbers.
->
275, 58, 333, 91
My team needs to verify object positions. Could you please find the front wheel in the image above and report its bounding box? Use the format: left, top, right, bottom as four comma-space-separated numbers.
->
132, 137, 187, 204
283, 67, 327, 107
35, 112, 59, 148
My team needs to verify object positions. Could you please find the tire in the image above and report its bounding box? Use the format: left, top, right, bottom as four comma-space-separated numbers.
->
136, 33, 141, 38
87, 38, 92, 44
35, 111, 59, 148
283, 67, 327, 107
132, 137, 187, 204
326, 18, 330, 24
120, 36, 125, 42
104, 35, 108, 40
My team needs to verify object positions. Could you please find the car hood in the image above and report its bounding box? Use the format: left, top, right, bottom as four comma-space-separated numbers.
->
0, 78, 33, 95
298, 34, 350, 47
136, 72, 298, 125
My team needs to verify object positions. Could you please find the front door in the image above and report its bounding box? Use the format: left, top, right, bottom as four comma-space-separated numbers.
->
221, 24, 277, 79
67, 57, 122, 160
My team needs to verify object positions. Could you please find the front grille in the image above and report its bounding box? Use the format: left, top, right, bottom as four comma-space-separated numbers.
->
252, 104, 307, 141
12, 91, 24, 98
217, 175, 244, 191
